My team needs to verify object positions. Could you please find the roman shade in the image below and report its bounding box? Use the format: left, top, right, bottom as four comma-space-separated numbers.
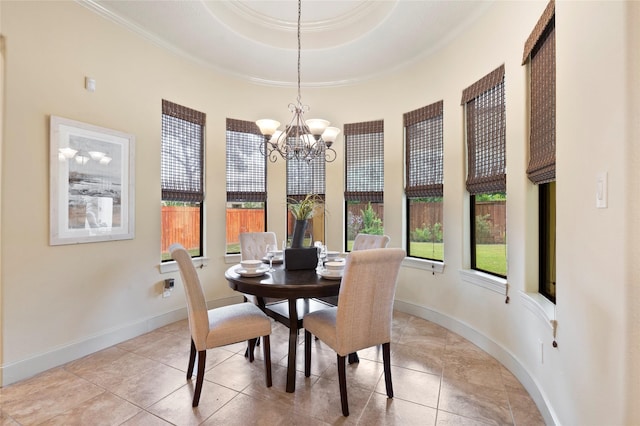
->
344, 120, 384, 202
226, 118, 267, 203
161, 100, 205, 203
462, 65, 506, 195
404, 101, 444, 197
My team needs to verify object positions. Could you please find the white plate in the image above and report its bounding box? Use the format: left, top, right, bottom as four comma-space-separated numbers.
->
318, 269, 343, 280
236, 266, 269, 277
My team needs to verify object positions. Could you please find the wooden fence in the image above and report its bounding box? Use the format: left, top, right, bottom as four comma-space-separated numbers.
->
225, 208, 265, 245
161, 205, 200, 252
162, 201, 506, 250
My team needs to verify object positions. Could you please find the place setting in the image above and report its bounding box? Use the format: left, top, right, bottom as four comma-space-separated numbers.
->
315, 242, 346, 280
235, 259, 270, 277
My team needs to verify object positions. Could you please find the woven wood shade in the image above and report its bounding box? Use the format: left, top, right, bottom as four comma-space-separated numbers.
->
344, 120, 384, 202
404, 101, 444, 197
287, 154, 326, 199
226, 118, 267, 202
462, 65, 506, 195
161, 99, 205, 203
524, 0, 556, 184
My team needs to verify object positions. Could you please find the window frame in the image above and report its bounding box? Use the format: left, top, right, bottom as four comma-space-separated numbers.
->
225, 118, 268, 255
523, 0, 556, 303
161, 99, 205, 261
462, 65, 507, 278
404, 101, 444, 262
343, 120, 385, 251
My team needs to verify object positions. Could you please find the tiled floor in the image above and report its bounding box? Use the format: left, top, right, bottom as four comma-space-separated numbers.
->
0, 311, 545, 425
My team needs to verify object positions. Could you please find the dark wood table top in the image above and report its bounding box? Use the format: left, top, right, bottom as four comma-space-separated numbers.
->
225, 263, 340, 300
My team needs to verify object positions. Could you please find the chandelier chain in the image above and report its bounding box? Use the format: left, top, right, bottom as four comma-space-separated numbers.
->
296, 0, 302, 106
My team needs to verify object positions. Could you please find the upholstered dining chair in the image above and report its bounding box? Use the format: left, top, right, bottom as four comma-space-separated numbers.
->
170, 243, 272, 407
238, 231, 278, 304
303, 247, 405, 417
239, 231, 278, 263
352, 233, 390, 251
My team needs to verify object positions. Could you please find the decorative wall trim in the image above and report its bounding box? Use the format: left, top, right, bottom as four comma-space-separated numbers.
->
393, 299, 558, 426
0, 295, 242, 386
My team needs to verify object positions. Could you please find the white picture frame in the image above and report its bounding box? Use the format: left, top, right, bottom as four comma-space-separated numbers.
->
50, 116, 135, 245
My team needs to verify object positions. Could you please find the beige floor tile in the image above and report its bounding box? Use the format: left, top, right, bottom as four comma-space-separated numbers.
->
119, 411, 173, 425
439, 377, 513, 425
0, 368, 106, 425
38, 392, 141, 425
0, 313, 545, 425
289, 376, 371, 424
201, 392, 324, 426
398, 317, 449, 347
391, 341, 444, 376
436, 410, 494, 425
443, 353, 504, 390
374, 365, 441, 409
359, 392, 438, 425
0, 409, 20, 425
206, 353, 273, 392
147, 382, 238, 425
320, 357, 384, 391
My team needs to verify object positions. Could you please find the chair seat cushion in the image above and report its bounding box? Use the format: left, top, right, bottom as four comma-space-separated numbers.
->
303, 307, 340, 353
206, 303, 271, 348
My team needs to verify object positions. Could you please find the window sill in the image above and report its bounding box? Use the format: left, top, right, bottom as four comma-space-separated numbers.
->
520, 291, 555, 331
224, 254, 241, 264
459, 269, 508, 296
402, 257, 445, 274
159, 256, 209, 274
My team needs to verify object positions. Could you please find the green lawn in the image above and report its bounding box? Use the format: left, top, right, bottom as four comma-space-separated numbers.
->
226, 240, 507, 276
409, 242, 506, 276
409, 242, 444, 261
474, 244, 507, 276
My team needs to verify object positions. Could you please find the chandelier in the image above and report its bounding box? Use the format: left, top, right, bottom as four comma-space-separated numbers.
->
255, 0, 340, 163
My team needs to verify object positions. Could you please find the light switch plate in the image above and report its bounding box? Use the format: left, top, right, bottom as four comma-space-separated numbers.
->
596, 172, 607, 209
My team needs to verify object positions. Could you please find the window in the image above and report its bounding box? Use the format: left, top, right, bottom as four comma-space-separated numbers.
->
523, 0, 556, 302
344, 120, 384, 251
462, 65, 507, 277
161, 100, 205, 261
226, 118, 267, 254
287, 156, 326, 245
404, 101, 444, 261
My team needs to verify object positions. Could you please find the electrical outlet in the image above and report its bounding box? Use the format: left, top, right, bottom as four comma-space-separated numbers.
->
162, 278, 174, 298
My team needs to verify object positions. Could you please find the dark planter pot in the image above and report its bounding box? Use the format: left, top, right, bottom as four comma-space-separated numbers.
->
291, 219, 308, 248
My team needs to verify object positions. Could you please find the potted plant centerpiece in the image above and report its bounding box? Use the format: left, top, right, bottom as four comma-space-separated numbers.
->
288, 193, 324, 248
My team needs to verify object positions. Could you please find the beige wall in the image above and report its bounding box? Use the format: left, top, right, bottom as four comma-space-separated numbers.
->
1, 1, 638, 424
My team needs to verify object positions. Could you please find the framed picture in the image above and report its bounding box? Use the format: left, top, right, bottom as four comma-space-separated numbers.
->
50, 116, 135, 245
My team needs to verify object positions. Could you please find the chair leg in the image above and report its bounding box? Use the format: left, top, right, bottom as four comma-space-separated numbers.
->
244, 337, 261, 358
337, 354, 349, 416
247, 338, 257, 362
304, 330, 312, 377
192, 350, 207, 407
187, 339, 196, 379
382, 342, 393, 398
262, 335, 272, 387
348, 352, 360, 364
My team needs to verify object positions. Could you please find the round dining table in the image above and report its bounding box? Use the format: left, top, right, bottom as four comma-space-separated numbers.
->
225, 263, 341, 393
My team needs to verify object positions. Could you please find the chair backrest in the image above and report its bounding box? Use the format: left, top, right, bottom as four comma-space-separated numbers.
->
335, 248, 405, 355
352, 234, 390, 251
239, 232, 277, 260
170, 243, 209, 351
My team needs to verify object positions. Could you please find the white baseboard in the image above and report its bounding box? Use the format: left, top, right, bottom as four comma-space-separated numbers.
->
1, 295, 243, 386
393, 300, 558, 426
